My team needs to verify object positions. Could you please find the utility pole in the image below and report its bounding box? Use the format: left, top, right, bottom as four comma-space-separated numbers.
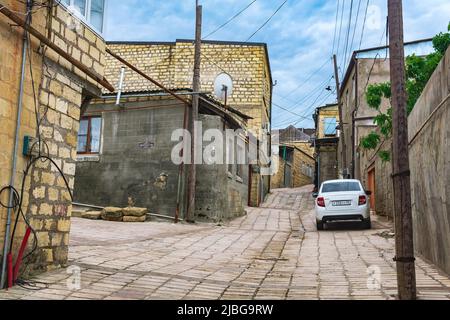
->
186, 2, 202, 223
388, 0, 417, 300
333, 55, 347, 178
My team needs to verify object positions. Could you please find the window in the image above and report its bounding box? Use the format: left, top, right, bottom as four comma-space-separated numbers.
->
322, 182, 362, 193
323, 117, 337, 136
59, 0, 106, 33
77, 116, 102, 154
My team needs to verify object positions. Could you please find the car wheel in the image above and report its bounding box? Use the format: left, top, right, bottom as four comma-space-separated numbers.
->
363, 219, 372, 230
317, 220, 324, 231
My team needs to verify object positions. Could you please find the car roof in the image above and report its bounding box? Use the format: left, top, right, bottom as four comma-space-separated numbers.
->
322, 179, 361, 184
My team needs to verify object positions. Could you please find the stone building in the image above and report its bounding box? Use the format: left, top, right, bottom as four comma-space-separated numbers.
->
74, 91, 251, 222
102, 40, 273, 207
0, 0, 110, 280
313, 104, 339, 190
270, 144, 315, 189
74, 39, 273, 220
338, 38, 434, 185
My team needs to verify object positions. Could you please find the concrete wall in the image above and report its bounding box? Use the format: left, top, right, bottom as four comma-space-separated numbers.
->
196, 115, 248, 222
0, 3, 106, 274
74, 99, 185, 216
74, 97, 248, 221
409, 47, 450, 275
364, 48, 450, 275
317, 146, 338, 186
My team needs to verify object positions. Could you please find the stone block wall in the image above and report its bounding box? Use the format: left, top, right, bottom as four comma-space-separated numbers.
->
0, 2, 106, 274
292, 149, 315, 188
105, 40, 272, 136
270, 156, 286, 189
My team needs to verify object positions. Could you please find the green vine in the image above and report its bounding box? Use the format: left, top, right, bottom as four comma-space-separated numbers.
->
360, 23, 450, 161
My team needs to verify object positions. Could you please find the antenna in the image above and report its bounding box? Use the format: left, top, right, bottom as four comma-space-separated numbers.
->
214, 73, 233, 105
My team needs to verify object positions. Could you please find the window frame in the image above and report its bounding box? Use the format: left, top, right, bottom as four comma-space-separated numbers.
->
323, 117, 338, 137
58, 0, 107, 35
77, 116, 102, 155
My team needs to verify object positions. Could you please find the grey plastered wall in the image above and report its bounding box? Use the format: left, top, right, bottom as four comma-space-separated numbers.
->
74, 99, 186, 217
408, 47, 450, 275
195, 114, 248, 222
318, 146, 338, 186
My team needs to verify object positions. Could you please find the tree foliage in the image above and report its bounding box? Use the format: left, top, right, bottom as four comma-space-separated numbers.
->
360, 24, 450, 160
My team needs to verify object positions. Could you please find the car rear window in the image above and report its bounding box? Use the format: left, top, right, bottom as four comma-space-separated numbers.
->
322, 182, 362, 193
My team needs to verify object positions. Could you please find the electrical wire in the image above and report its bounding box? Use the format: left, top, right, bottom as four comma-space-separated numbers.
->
245, 0, 288, 41
358, 0, 370, 50
274, 76, 334, 125
348, 0, 363, 61
282, 58, 331, 99
331, 0, 341, 56
341, 0, 354, 77
203, 0, 257, 39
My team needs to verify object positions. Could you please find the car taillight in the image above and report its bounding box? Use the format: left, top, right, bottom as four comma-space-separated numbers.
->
359, 195, 367, 206
317, 197, 325, 207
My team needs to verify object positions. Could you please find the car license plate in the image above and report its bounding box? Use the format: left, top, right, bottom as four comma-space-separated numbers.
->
332, 200, 351, 207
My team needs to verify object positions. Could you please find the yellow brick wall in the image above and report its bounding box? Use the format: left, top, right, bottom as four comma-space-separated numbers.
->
105, 41, 271, 136
0, 2, 107, 274
292, 149, 315, 188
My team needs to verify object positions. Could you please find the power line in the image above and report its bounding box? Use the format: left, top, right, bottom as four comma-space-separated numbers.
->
274, 76, 333, 124
293, 91, 335, 126
348, 0, 363, 61
288, 75, 334, 110
282, 58, 331, 99
203, 0, 258, 39
358, 0, 370, 50
273, 102, 314, 121
335, 0, 346, 60
341, 0, 354, 76
276, 78, 334, 127
331, 0, 341, 55
246, 0, 288, 41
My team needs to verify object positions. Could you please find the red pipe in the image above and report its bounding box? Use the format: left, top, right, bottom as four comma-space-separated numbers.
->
7, 253, 13, 289
13, 227, 32, 282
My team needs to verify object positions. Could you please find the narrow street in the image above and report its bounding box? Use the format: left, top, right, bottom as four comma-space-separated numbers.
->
1, 186, 449, 300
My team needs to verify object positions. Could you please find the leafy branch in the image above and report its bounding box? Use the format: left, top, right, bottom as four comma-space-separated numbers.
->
360, 23, 450, 161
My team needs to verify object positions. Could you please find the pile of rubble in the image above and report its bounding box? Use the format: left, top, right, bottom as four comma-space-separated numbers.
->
80, 207, 148, 223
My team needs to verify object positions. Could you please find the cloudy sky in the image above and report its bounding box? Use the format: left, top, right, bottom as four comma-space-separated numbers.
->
104, 0, 450, 129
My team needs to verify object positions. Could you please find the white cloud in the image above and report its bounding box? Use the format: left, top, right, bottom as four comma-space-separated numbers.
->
104, 0, 450, 128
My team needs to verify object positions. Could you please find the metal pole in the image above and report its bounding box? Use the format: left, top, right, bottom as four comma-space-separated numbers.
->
186, 4, 202, 223
333, 54, 347, 178
115, 67, 125, 105
0, 0, 30, 290
388, 0, 417, 300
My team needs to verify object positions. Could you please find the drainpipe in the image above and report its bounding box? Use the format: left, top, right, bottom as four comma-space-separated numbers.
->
1, 0, 31, 289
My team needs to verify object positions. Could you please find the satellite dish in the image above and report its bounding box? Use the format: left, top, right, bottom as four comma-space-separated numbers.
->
214, 73, 233, 101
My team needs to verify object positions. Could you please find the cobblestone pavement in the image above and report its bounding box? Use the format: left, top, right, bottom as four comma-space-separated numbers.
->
1, 186, 450, 300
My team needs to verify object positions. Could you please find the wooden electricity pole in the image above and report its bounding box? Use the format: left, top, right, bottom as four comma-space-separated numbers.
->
333, 55, 347, 178
186, 3, 202, 223
388, 0, 417, 300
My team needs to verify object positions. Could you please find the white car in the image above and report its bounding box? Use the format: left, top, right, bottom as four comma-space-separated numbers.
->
313, 179, 371, 230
